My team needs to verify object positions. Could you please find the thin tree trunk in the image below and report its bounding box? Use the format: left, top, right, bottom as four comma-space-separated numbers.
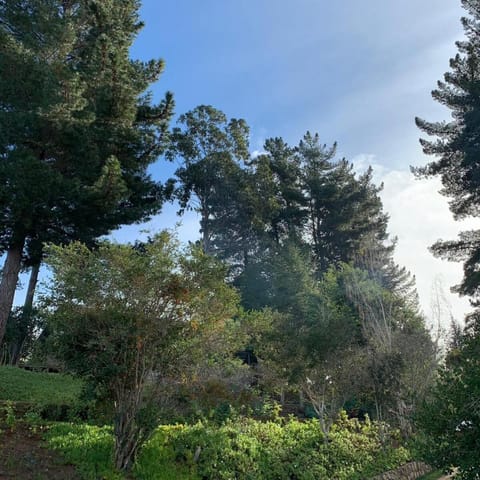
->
0, 241, 24, 346
24, 262, 40, 313
10, 263, 40, 365
114, 390, 144, 471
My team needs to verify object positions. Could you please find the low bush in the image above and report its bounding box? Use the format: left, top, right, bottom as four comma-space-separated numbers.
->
45, 423, 122, 480
139, 413, 410, 480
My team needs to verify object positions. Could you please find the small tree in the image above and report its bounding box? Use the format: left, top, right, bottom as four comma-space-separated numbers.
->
303, 347, 367, 442
343, 265, 437, 430
44, 232, 239, 471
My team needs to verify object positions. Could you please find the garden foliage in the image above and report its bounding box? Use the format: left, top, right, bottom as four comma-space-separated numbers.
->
46, 413, 410, 480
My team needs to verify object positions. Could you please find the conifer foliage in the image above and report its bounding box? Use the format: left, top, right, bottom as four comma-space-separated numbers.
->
0, 0, 174, 344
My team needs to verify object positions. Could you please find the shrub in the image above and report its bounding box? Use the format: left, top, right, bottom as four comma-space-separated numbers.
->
45, 414, 411, 480
137, 413, 410, 480
45, 423, 122, 480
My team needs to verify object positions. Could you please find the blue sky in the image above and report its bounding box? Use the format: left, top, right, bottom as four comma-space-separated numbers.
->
130, 0, 462, 167
14, 1, 479, 325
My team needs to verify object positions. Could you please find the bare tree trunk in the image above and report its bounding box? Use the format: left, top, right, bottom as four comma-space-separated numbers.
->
10, 263, 40, 365
0, 241, 24, 345
114, 350, 151, 472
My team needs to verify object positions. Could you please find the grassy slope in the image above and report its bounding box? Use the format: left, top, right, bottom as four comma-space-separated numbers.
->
0, 365, 82, 405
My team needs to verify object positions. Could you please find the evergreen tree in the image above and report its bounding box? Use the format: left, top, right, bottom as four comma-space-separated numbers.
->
207, 137, 306, 276
414, 0, 480, 301
298, 132, 389, 274
415, 5, 480, 474
253, 137, 307, 245
418, 313, 480, 479
168, 105, 249, 254
0, 0, 174, 344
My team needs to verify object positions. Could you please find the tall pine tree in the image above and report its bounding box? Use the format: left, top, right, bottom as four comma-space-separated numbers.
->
414, 4, 480, 476
298, 132, 389, 274
414, 0, 480, 302
0, 0, 174, 344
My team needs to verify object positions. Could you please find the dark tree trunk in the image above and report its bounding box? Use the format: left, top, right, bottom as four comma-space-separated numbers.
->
9, 263, 40, 365
201, 202, 211, 254
24, 262, 39, 313
0, 241, 24, 346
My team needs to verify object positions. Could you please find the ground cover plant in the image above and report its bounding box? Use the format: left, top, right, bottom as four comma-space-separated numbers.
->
44, 413, 410, 480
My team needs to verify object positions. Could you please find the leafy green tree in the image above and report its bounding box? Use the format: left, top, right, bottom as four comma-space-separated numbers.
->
203, 136, 305, 278
414, 0, 480, 301
168, 105, 249, 253
44, 232, 239, 471
238, 245, 360, 381
252, 138, 307, 246
0, 0, 174, 345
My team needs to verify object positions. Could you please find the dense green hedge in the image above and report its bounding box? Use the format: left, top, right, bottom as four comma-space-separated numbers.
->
46, 413, 410, 479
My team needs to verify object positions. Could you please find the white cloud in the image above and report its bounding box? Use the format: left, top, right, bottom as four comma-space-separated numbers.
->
353, 155, 480, 325
251, 150, 266, 159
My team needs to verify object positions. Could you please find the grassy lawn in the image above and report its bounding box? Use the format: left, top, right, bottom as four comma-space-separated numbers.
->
0, 365, 82, 405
